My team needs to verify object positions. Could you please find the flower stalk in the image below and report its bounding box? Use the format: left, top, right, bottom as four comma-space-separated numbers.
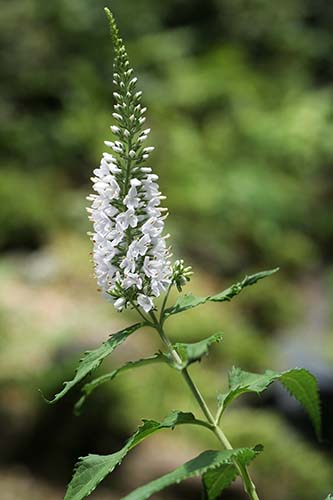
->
88, 9, 260, 499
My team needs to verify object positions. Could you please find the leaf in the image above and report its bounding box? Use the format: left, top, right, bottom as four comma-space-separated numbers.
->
45, 322, 144, 404
75, 352, 168, 414
217, 367, 321, 438
173, 333, 223, 369
217, 367, 282, 415
165, 268, 279, 317
203, 445, 263, 500
122, 447, 260, 500
168, 294, 207, 314
325, 495, 333, 500
279, 368, 321, 439
202, 463, 239, 500
64, 411, 210, 500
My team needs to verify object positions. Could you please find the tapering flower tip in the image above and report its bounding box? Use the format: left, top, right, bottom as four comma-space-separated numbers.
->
88, 10, 172, 313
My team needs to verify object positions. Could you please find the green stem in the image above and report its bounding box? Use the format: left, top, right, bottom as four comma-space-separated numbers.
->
149, 311, 183, 367
159, 283, 172, 323
182, 368, 259, 500
215, 402, 224, 426
181, 368, 215, 424
128, 300, 152, 325
152, 316, 260, 500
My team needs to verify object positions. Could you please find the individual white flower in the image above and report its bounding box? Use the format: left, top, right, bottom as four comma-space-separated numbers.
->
123, 186, 140, 209
114, 297, 126, 311
108, 225, 124, 247
128, 235, 150, 258
141, 217, 164, 238
151, 278, 169, 297
137, 294, 154, 313
123, 273, 143, 290
120, 254, 136, 274
116, 209, 138, 230
143, 256, 162, 279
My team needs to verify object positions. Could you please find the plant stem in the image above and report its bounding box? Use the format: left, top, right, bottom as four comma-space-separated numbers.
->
181, 367, 216, 424
129, 300, 152, 324
182, 367, 259, 500
152, 317, 260, 500
159, 284, 172, 323
149, 311, 183, 367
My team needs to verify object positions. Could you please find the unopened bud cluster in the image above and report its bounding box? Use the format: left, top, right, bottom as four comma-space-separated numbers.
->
87, 11, 172, 313
172, 260, 193, 292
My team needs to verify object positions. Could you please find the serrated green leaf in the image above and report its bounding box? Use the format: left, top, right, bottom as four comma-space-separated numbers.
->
75, 352, 169, 414
217, 367, 321, 438
279, 369, 321, 439
202, 464, 238, 500
45, 322, 144, 404
122, 447, 259, 500
202, 445, 263, 500
64, 411, 210, 500
165, 268, 279, 317
172, 333, 223, 369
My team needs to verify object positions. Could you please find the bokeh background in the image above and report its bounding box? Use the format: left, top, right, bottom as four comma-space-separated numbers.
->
0, 0, 332, 498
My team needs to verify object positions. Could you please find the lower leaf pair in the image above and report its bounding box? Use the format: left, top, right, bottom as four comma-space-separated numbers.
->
64, 410, 262, 500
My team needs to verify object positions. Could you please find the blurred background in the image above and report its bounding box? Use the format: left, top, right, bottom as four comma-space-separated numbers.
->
0, 0, 332, 498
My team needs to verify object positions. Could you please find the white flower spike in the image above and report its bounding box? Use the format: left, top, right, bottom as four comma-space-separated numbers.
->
87, 9, 172, 313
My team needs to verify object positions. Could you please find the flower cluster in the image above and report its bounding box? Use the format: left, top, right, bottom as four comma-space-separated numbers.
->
87, 10, 172, 313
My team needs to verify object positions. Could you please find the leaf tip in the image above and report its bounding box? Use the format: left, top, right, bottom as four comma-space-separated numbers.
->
38, 388, 52, 404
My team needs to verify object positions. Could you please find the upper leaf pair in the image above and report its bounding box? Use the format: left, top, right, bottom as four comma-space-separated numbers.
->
45, 322, 145, 404
164, 268, 279, 318
46, 268, 278, 405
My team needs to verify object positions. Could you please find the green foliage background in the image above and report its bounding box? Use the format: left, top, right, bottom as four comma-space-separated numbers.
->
0, 0, 332, 498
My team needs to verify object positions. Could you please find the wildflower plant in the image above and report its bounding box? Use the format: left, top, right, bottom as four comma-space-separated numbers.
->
47, 9, 322, 500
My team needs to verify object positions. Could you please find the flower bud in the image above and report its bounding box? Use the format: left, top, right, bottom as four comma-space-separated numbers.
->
111, 126, 121, 135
